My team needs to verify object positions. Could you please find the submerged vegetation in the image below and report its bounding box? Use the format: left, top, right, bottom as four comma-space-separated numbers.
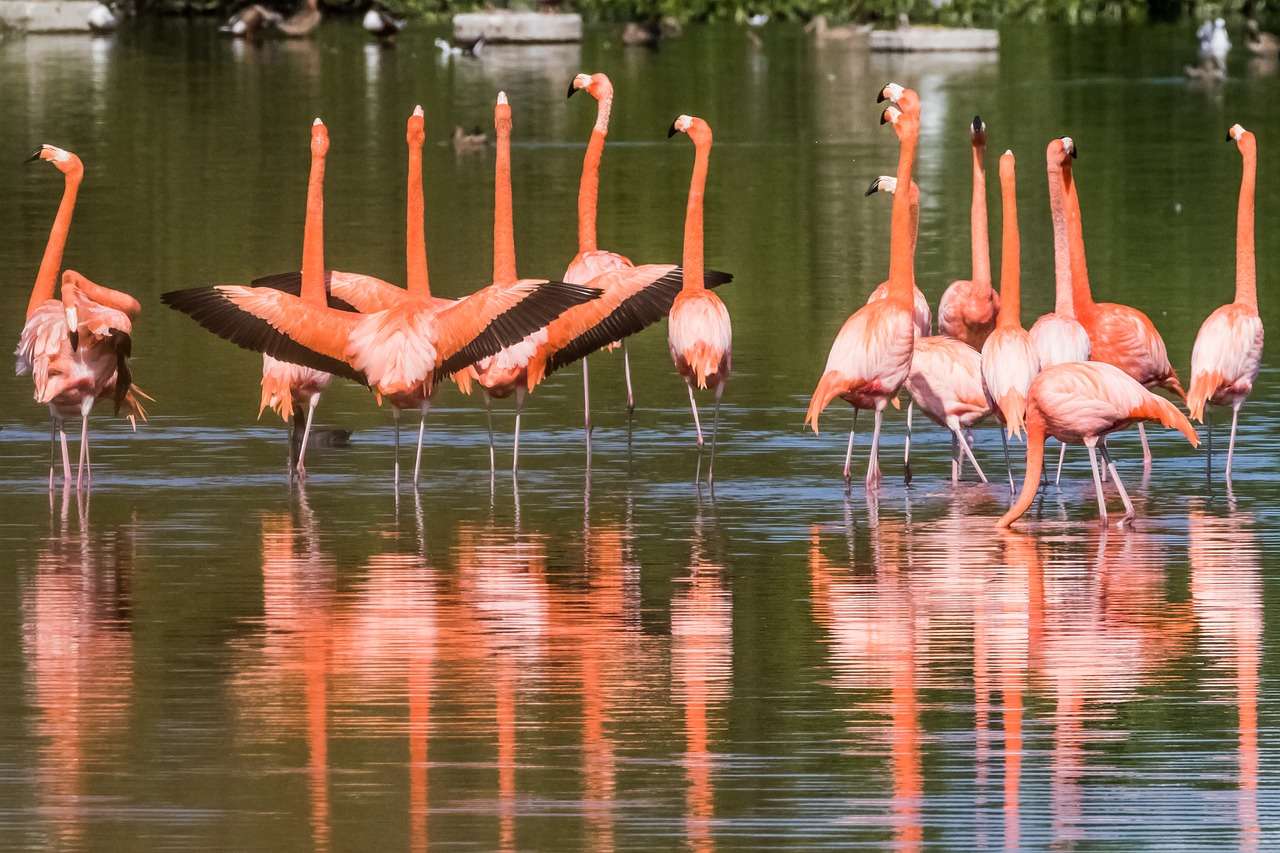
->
138, 0, 1276, 28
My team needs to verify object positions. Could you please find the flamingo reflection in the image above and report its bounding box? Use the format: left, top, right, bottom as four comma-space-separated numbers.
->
24, 487, 134, 846
1189, 506, 1261, 851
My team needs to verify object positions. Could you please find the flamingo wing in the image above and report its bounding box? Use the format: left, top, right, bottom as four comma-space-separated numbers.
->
432, 279, 602, 377
981, 329, 1040, 437
564, 249, 634, 285
15, 301, 69, 396
1089, 303, 1175, 386
250, 270, 369, 313
161, 285, 367, 384
1187, 304, 1264, 419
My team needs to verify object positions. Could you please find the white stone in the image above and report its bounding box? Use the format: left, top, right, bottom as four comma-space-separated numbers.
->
870, 26, 999, 52
453, 11, 582, 44
0, 0, 100, 32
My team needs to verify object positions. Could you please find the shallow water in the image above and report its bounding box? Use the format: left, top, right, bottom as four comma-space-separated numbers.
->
1, 19, 1278, 850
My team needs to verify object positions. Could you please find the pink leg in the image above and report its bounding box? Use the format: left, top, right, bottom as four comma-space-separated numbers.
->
1100, 442, 1134, 524
1138, 422, 1151, 469
77, 414, 90, 491
485, 395, 496, 475
1054, 441, 1067, 485
707, 383, 724, 485
903, 401, 913, 484
412, 400, 429, 487
842, 410, 858, 483
297, 394, 320, 481
950, 431, 959, 484
1086, 442, 1107, 524
1225, 401, 1241, 482
623, 343, 635, 414
392, 407, 401, 490
512, 387, 525, 475
865, 407, 883, 491
957, 429, 988, 483
686, 381, 703, 446
583, 358, 592, 440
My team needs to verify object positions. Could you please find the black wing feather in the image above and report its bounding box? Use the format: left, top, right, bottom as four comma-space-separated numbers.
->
543, 267, 734, 378
436, 281, 602, 377
110, 330, 133, 416
160, 286, 369, 386
250, 270, 361, 313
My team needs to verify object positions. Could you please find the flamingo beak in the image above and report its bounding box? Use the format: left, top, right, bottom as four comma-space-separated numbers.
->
1225, 130, 1233, 142
25, 148, 42, 164
864, 177, 882, 196
566, 81, 577, 98
68, 330, 79, 352
667, 121, 679, 138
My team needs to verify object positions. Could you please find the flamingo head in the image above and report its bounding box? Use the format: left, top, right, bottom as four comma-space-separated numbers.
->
667, 114, 711, 145
1047, 136, 1077, 168
877, 82, 905, 103
495, 91, 512, 130
407, 104, 425, 147
970, 115, 987, 146
1000, 148, 1015, 180
864, 175, 897, 197
310, 118, 329, 158
567, 72, 612, 101
1227, 123, 1252, 147
26, 144, 83, 176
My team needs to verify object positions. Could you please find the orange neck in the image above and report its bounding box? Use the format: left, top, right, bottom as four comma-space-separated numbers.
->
906, 180, 920, 261
1046, 157, 1075, 318
493, 102, 518, 286
998, 408, 1045, 528
406, 133, 430, 297
996, 157, 1021, 329
300, 141, 326, 307
681, 130, 711, 293
1062, 161, 1095, 317
27, 165, 82, 319
887, 124, 918, 307
1235, 135, 1257, 309
970, 141, 991, 287
577, 107, 609, 253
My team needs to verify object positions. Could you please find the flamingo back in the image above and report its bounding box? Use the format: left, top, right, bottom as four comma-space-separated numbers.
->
904, 335, 990, 430
1030, 361, 1198, 446
938, 279, 999, 350
668, 290, 731, 390
1188, 303, 1264, 420
980, 327, 1040, 438
867, 280, 931, 337
1029, 312, 1091, 368
1085, 302, 1182, 395
260, 355, 331, 421
564, 249, 634, 286
805, 300, 914, 431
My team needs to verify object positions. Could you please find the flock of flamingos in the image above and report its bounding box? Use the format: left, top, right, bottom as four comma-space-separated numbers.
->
14, 76, 1263, 530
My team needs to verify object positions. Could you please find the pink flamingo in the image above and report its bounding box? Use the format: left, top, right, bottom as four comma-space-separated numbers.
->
15, 145, 145, 490
901, 335, 991, 484
565, 72, 638, 428
162, 95, 599, 489
668, 114, 732, 483
259, 119, 332, 480
937, 116, 999, 351
864, 176, 931, 337
252, 106, 471, 486
805, 84, 919, 489
1187, 124, 1264, 482
981, 150, 1040, 491
1029, 137, 1092, 483
1062, 138, 1185, 467
998, 362, 1199, 528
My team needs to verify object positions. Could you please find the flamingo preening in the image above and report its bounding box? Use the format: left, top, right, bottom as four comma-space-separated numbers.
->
1187, 124, 1264, 482
16, 145, 146, 491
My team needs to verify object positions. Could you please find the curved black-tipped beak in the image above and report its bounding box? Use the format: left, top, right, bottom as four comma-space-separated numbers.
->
971, 115, 983, 133
1070, 144, 1078, 159
876, 90, 888, 103
880, 111, 890, 125
68, 330, 79, 352
566, 82, 577, 99
1226, 131, 1234, 142
25, 148, 42, 164
667, 121, 679, 138
864, 177, 881, 197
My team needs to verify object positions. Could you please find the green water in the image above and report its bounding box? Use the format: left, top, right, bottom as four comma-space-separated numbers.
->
0, 19, 1277, 850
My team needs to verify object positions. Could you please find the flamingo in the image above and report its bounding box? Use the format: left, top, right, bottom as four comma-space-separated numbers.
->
1062, 136, 1185, 467
565, 72, 638, 429
15, 145, 146, 491
259, 119, 332, 481
937, 116, 999, 351
1187, 124, 1264, 482
805, 83, 919, 490
997, 362, 1199, 528
1029, 137, 1091, 484
864, 176, 931, 337
161, 96, 600, 489
980, 150, 1040, 492
252, 107, 472, 486
901, 335, 991, 485
668, 114, 732, 484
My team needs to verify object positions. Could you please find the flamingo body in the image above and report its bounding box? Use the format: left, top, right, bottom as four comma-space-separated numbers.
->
904, 335, 990, 429
938, 281, 999, 350
867, 281, 930, 338
1187, 304, 1263, 416
668, 290, 731, 391
1029, 313, 1090, 368
808, 300, 914, 421
981, 328, 1039, 438
1080, 303, 1183, 396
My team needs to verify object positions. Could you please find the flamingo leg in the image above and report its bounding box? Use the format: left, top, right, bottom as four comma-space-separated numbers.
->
1000, 429, 1015, 493
1137, 422, 1152, 469
412, 401, 430, 487
1054, 441, 1067, 485
77, 414, 89, 491
686, 381, 703, 446
392, 407, 401, 490
59, 425, 72, 486
950, 430, 959, 484
583, 358, 592, 440
1205, 408, 1213, 478
842, 410, 858, 484
512, 387, 525, 475
623, 343, 635, 414
296, 394, 319, 481
707, 384, 723, 485
48, 414, 57, 491
958, 429, 988, 483
865, 407, 883, 491
903, 401, 913, 484
485, 395, 496, 475
1100, 442, 1134, 523
1086, 442, 1107, 524
1226, 401, 1241, 482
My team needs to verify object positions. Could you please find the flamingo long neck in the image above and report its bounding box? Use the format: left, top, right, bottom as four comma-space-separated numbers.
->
998, 408, 1045, 528
996, 160, 1021, 329
907, 180, 920, 261
493, 102, 518, 286
1062, 161, 1096, 317
1046, 158, 1075, 318
27, 166, 82, 319
886, 124, 918, 307
970, 141, 991, 287
577, 94, 612, 254
1235, 136, 1257, 309
300, 141, 326, 307
681, 133, 710, 293
406, 134, 430, 296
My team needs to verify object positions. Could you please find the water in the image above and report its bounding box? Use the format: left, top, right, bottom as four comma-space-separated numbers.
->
0, 19, 1277, 850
